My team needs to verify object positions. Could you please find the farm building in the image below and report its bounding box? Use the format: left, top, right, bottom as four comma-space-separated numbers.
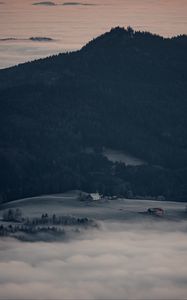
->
147, 207, 164, 217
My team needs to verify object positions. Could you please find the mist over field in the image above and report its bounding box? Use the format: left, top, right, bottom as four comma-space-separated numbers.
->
1, 218, 187, 300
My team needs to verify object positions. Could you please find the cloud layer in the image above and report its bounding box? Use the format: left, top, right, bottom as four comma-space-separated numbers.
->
32, 1, 56, 6
1, 0, 187, 69
0, 220, 187, 299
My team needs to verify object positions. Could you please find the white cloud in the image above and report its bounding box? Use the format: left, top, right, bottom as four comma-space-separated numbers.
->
0, 220, 187, 299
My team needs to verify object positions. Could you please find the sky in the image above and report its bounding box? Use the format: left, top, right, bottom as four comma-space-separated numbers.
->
0, 0, 187, 68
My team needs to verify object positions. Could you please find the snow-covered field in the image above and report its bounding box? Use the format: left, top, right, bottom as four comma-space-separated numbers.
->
0, 190, 185, 221
0, 192, 187, 299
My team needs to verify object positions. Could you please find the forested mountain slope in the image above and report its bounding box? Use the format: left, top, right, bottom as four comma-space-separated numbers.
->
0, 27, 187, 202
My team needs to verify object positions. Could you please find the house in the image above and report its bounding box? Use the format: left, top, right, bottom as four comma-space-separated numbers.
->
90, 192, 101, 201
147, 207, 164, 217
78, 191, 101, 202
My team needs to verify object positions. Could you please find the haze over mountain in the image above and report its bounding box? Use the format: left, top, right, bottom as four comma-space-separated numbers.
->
0, 27, 187, 203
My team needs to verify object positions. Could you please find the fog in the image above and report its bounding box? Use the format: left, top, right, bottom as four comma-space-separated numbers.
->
1, 0, 187, 68
0, 219, 187, 299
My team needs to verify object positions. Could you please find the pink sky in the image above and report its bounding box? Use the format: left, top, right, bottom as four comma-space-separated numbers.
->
0, 0, 187, 68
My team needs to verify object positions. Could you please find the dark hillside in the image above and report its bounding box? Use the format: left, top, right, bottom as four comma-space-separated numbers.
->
0, 27, 187, 202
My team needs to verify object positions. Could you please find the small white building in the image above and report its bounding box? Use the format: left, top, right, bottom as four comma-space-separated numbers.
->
90, 193, 101, 201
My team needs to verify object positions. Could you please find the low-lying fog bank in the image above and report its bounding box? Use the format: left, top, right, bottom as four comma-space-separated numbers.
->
0, 194, 187, 298
0, 217, 187, 299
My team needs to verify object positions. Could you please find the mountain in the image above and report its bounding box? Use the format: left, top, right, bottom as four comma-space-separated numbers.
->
0, 27, 187, 202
